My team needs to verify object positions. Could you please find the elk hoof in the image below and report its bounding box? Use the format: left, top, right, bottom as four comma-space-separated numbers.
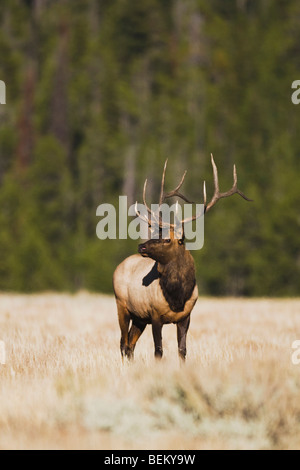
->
154, 347, 163, 359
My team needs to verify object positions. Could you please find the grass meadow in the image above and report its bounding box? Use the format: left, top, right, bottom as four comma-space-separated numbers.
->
0, 293, 300, 450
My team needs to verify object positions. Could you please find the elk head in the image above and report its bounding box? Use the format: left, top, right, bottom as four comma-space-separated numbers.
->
138, 227, 185, 264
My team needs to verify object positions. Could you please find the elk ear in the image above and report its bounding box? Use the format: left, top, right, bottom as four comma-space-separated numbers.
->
178, 233, 185, 245
178, 226, 185, 245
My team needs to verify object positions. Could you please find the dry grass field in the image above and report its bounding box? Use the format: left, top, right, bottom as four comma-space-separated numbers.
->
0, 292, 300, 450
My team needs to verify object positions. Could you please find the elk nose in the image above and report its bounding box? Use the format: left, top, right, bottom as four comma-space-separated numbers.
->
138, 244, 147, 254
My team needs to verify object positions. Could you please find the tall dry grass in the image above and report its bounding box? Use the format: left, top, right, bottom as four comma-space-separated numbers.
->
0, 293, 300, 449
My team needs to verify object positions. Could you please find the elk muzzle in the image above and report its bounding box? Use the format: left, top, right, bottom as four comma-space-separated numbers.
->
138, 242, 149, 257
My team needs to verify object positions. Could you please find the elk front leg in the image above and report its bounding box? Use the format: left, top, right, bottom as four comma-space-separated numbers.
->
177, 315, 190, 361
117, 301, 131, 359
128, 320, 146, 359
152, 319, 163, 359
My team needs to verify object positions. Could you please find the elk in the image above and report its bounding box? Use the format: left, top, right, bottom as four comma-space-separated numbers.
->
113, 155, 251, 361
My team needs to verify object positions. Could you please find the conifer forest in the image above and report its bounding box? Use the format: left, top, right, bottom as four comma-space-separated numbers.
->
0, 0, 299, 296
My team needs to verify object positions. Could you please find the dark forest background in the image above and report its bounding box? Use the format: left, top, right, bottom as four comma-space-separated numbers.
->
0, 0, 299, 296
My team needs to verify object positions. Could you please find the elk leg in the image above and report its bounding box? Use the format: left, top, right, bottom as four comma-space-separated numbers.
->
128, 320, 146, 359
152, 319, 163, 359
117, 301, 131, 359
177, 315, 190, 361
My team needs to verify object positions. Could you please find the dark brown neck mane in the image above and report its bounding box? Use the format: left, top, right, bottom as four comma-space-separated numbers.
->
158, 251, 196, 313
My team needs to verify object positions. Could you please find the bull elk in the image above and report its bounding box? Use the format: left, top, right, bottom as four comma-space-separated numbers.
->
113, 155, 251, 361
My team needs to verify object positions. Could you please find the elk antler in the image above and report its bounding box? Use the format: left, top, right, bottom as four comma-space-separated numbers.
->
135, 160, 192, 228
159, 159, 193, 206
205, 153, 252, 212
182, 154, 252, 223
135, 155, 252, 227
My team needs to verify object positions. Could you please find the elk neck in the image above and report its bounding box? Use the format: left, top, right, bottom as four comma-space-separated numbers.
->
157, 248, 196, 313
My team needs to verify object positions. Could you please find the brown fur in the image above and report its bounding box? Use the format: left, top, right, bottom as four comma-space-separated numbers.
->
158, 252, 196, 313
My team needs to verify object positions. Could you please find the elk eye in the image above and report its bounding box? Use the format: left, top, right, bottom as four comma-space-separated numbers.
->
178, 239, 184, 245
164, 239, 171, 243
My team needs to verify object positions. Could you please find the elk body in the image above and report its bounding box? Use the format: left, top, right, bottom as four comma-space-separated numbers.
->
113, 155, 251, 361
